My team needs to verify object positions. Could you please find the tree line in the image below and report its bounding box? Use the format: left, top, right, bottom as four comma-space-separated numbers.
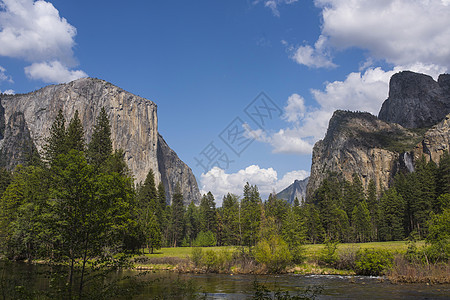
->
1, 109, 449, 263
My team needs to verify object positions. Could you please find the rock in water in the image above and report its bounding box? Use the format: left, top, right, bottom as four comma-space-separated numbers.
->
0, 78, 200, 205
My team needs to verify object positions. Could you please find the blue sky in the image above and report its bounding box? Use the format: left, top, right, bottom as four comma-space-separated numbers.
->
1, 0, 449, 203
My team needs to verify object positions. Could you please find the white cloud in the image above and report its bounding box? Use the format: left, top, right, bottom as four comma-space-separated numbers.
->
200, 165, 309, 205
283, 93, 306, 123
0, 89, 15, 94
291, 35, 336, 68
0, 0, 76, 64
254, 0, 298, 17
25, 60, 87, 84
0, 65, 13, 83
293, 0, 450, 68
0, 0, 86, 83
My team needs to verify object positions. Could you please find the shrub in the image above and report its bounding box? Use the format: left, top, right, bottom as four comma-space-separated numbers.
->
335, 247, 358, 270
191, 247, 203, 267
355, 248, 393, 276
193, 231, 217, 247
254, 235, 292, 273
318, 239, 339, 266
202, 249, 219, 272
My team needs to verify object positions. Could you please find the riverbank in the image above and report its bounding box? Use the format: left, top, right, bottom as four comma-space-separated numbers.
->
128, 241, 449, 283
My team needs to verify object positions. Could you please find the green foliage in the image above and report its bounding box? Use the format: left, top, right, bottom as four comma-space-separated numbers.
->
378, 187, 405, 241
318, 239, 339, 266
43, 109, 67, 164
282, 208, 306, 264
87, 107, 113, 168
191, 247, 203, 267
241, 182, 262, 247
184, 201, 200, 246
65, 110, 85, 152
193, 231, 217, 247
254, 235, 292, 273
351, 200, 372, 242
355, 248, 393, 276
425, 208, 450, 262
148, 214, 161, 254
220, 193, 240, 246
168, 183, 185, 247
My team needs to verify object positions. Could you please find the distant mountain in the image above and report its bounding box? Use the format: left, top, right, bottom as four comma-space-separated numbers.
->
277, 177, 309, 204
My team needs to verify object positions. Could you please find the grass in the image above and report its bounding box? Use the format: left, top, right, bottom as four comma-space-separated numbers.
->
139, 246, 236, 258
303, 241, 424, 258
137, 241, 423, 261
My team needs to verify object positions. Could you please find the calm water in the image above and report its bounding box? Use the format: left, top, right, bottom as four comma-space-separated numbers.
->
1, 261, 449, 299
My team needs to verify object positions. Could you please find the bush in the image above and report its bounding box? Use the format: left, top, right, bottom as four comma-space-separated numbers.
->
318, 240, 339, 266
202, 249, 218, 271
335, 247, 358, 270
191, 247, 203, 267
193, 231, 217, 247
355, 248, 393, 276
254, 235, 292, 273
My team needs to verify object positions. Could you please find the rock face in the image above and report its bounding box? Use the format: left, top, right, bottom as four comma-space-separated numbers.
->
0, 78, 200, 205
413, 113, 450, 164
277, 177, 309, 204
378, 71, 450, 128
0, 112, 38, 169
157, 134, 201, 205
306, 111, 421, 199
307, 71, 450, 200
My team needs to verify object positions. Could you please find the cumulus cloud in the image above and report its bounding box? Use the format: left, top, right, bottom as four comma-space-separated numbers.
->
283, 93, 306, 123
0, 89, 15, 94
293, 0, 450, 68
200, 165, 309, 205
0, 0, 86, 83
254, 0, 298, 17
0, 65, 13, 83
0, 0, 76, 64
291, 35, 336, 68
25, 61, 87, 84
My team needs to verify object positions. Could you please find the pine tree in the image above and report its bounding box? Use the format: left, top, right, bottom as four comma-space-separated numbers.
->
221, 193, 240, 246
169, 183, 185, 247
44, 109, 67, 164
304, 203, 324, 244
240, 182, 262, 247
265, 193, 289, 234
366, 179, 378, 240
199, 192, 217, 233
379, 187, 405, 241
437, 151, 450, 201
351, 200, 372, 242
148, 213, 161, 254
87, 107, 113, 168
66, 110, 85, 152
136, 169, 161, 251
411, 156, 436, 237
184, 201, 199, 246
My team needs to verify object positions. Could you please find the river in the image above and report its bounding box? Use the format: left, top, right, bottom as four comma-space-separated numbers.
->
1, 261, 449, 299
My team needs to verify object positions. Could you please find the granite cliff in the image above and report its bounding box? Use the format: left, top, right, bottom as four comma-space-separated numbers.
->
307, 71, 450, 200
378, 71, 450, 128
0, 78, 200, 205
